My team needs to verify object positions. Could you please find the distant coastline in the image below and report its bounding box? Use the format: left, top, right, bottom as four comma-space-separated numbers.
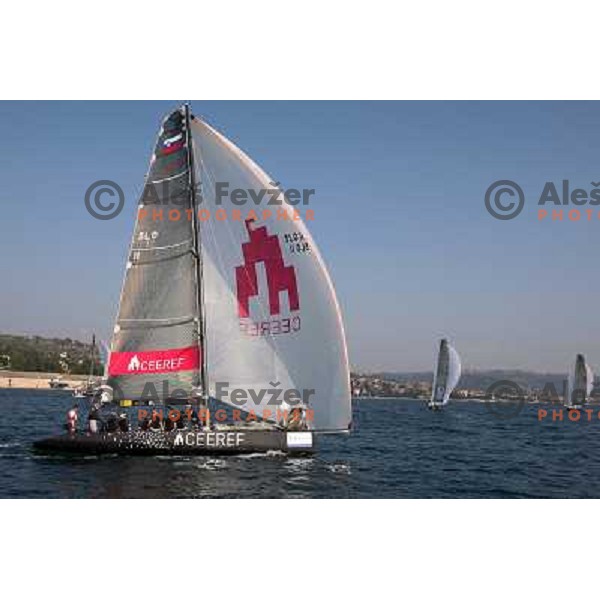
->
351, 370, 598, 404
0, 333, 586, 401
0, 333, 101, 375
0, 370, 88, 390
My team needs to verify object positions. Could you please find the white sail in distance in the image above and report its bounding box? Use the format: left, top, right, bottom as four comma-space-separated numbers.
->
568, 354, 593, 407
431, 339, 461, 406
586, 364, 594, 398
189, 115, 351, 431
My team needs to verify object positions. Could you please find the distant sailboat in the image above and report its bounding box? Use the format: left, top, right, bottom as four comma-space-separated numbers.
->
35, 105, 351, 455
73, 334, 98, 399
565, 354, 594, 410
427, 339, 461, 411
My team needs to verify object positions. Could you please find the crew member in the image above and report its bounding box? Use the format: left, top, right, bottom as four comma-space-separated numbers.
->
66, 405, 78, 434
139, 413, 150, 431
88, 403, 100, 434
105, 413, 118, 433
287, 407, 306, 431
118, 412, 129, 433
150, 411, 163, 431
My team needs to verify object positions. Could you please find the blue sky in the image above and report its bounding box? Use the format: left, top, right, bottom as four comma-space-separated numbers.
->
1, 101, 600, 372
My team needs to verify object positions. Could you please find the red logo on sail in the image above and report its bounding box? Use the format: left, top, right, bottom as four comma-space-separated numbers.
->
108, 346, 200, 376
235, 220, 300, 317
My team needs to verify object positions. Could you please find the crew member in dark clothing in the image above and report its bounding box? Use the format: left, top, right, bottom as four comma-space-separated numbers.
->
150, 412, 163, 431
88, 403, 101, 434
118, 413, 129, 433
184, 402, 198, 428
164, 414, 176, 432
105, 414, 118, 433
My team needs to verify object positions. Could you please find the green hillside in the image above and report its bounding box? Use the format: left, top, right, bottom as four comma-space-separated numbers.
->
0, 334, 103, 375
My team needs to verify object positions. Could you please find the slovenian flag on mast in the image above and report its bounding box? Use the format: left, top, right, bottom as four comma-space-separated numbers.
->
158, 132, 184, 157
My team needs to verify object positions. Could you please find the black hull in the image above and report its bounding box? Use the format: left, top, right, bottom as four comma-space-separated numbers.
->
33, 428, 315, 456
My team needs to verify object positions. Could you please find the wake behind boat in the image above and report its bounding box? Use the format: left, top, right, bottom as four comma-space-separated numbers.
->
426, 338, 461, 411
34, 105, 351, 456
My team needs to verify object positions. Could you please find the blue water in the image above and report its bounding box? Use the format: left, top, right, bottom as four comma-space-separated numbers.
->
1, 389, 598, 498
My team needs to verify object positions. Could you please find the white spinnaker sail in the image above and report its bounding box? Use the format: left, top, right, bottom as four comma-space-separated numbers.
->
565, 374, 572, 406
586, 364, 594, 397
190, 116, 351, 431
431, 339, 461, 405
445, 344, 461, 403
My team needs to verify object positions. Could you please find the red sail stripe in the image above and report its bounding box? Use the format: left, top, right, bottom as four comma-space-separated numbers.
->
108, 346, 200, 376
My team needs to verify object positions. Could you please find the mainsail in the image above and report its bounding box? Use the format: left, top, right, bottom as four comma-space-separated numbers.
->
431, 339, 461, 405
568, 353, 594, 406
189, 115, 351, 431
107, 108, 202, 402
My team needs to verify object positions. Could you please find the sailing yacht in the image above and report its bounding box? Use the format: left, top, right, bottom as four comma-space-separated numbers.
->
72, 334, 99, 399
565, 354, 594, 410
35, 105, 351, 455
427, 338, 461, 411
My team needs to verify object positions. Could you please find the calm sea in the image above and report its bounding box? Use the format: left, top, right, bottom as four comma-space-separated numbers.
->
0, 389, 598, 498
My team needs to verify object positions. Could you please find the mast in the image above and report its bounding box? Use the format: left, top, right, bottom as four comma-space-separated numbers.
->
184, 103, 208, 400
88, 334, 96, 382
431, 339, 441, 405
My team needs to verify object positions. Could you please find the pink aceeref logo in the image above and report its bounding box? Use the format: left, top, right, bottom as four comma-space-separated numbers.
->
127, 355, 141, 371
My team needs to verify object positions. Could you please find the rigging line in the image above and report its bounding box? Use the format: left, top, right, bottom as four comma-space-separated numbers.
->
119, 316, 196, 322
117, 323, 196, 331
186, 106, 208, 395
129, 249, 192, 266
132, 239, 193, 251
150, 169, 188, 185
88, 335, 95, 381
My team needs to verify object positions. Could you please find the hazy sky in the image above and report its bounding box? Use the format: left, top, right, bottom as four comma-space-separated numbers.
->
1, 101, 599, 372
